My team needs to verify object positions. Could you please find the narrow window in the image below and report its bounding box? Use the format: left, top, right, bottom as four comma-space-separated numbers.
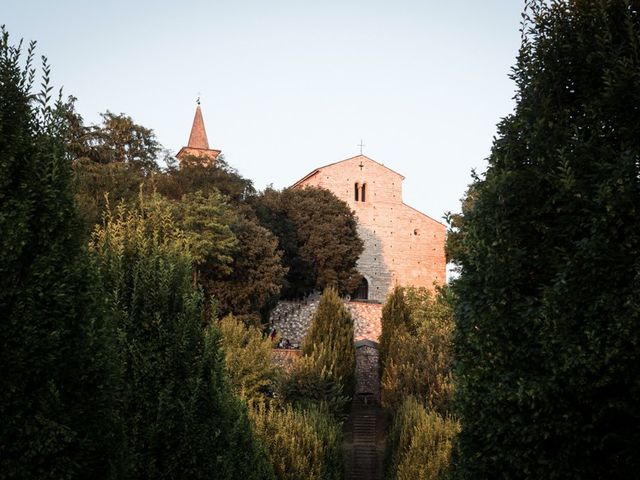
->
354, 183, 359, 201
361, 183, 366, 202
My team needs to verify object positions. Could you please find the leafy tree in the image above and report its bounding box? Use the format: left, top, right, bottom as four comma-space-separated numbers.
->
73, 159, 146, 233
218, 315, 279, 402
0, 29, 122, 479
206, 215, 286, 324
168, 190, 238, 278
303, 288, 356, 401
90, 196, 272, 480
253, 186, 363, 298
68, 107, 161, 172
453, 1, 640, 478
157, 154, 255, 204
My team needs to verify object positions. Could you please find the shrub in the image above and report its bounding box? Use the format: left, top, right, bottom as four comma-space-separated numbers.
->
385, 397, 459, 480
279, 347, 349, 415
218, 314, 279, 402
381, 287, 455, 415
250, 402, 344, 480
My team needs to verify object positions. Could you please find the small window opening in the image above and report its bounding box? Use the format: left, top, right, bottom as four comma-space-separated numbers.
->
361, 183, 366, 202
354, 183, 359, 201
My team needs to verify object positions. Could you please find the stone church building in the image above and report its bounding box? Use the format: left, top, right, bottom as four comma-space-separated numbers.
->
177, 103, 446, 343
292, 154, 446, 302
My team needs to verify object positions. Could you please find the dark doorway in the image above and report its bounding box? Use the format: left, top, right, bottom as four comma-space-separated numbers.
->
353, 277, 369, 300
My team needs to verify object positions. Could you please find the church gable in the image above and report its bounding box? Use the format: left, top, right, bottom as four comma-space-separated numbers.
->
292, 153, 446, 302
294, 155, 405, 207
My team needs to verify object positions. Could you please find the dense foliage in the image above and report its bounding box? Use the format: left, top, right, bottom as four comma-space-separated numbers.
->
207, 215, 286, 323
218, 314, 279, 402
381, 287, 455, 414
385, 397, 459, 480
378, 286, 412, 371
253, 187, 364, 298
279, 348, 350, 415
156, 154, 255, 204
250, 402, 344, 480
90, 197, 272, 479
452, 1, 640, 478
0, 30, 123, 479
380, 287, 457, 479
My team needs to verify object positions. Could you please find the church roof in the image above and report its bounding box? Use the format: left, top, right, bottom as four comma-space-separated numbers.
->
291, 154, 405, 188
187, 104, 210, 150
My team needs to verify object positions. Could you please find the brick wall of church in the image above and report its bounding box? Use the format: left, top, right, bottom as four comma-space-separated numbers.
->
295, 155, 446, 301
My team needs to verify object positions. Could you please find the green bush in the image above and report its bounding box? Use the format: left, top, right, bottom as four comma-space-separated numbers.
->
0, 29, 123, 479
250, 402, 344, 480
452, 1, 640, 478
385, 397, 458, 480
91, 195, 272, 480
303, 287, 356, 400
381, 287, 455, 415
279, 347, 349, 415
219, 314, 279, 402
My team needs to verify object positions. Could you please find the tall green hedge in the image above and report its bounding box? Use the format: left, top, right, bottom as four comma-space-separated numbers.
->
91, 196, 272, 479
452, 1, 640, 478
0, 29, 123, 479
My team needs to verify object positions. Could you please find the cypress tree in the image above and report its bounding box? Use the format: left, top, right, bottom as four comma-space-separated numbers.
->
453, 1, 640, 478
0, 29, 122, 479
378, 286, 411, 372
303, 287, 356, 400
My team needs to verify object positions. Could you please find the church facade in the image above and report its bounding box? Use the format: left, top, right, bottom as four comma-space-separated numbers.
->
292, 154, 446, 302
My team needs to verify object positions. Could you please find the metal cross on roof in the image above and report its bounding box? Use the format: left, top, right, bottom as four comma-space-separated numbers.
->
357, 139, 365, 155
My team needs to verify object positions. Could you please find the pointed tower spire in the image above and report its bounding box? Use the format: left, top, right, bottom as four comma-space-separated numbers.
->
187, 103, 210, 150
176, 99, 221, 165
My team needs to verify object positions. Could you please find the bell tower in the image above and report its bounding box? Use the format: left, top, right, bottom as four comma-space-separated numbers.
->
176, 100, 221, 165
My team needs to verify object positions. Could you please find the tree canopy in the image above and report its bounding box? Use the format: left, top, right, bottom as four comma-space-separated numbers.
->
0, 29, 122, 479
253, 186, 363, 298
452, 1, 640, 478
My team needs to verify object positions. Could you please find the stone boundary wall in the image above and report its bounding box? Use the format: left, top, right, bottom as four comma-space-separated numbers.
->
269, 296, 383, 344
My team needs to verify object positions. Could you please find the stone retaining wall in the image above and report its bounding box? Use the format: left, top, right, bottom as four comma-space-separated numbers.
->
269, 295, 383, 344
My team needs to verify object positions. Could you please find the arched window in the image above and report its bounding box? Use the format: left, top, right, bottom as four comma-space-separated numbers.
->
354, 182, 359, 201
361, 183, 366, 202
353, 277, 369, 300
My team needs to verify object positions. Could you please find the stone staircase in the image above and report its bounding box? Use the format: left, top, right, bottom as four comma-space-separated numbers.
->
343, 342, 385, 480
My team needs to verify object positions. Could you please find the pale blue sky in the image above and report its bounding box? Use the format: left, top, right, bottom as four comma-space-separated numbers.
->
4, 0, 524, 220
